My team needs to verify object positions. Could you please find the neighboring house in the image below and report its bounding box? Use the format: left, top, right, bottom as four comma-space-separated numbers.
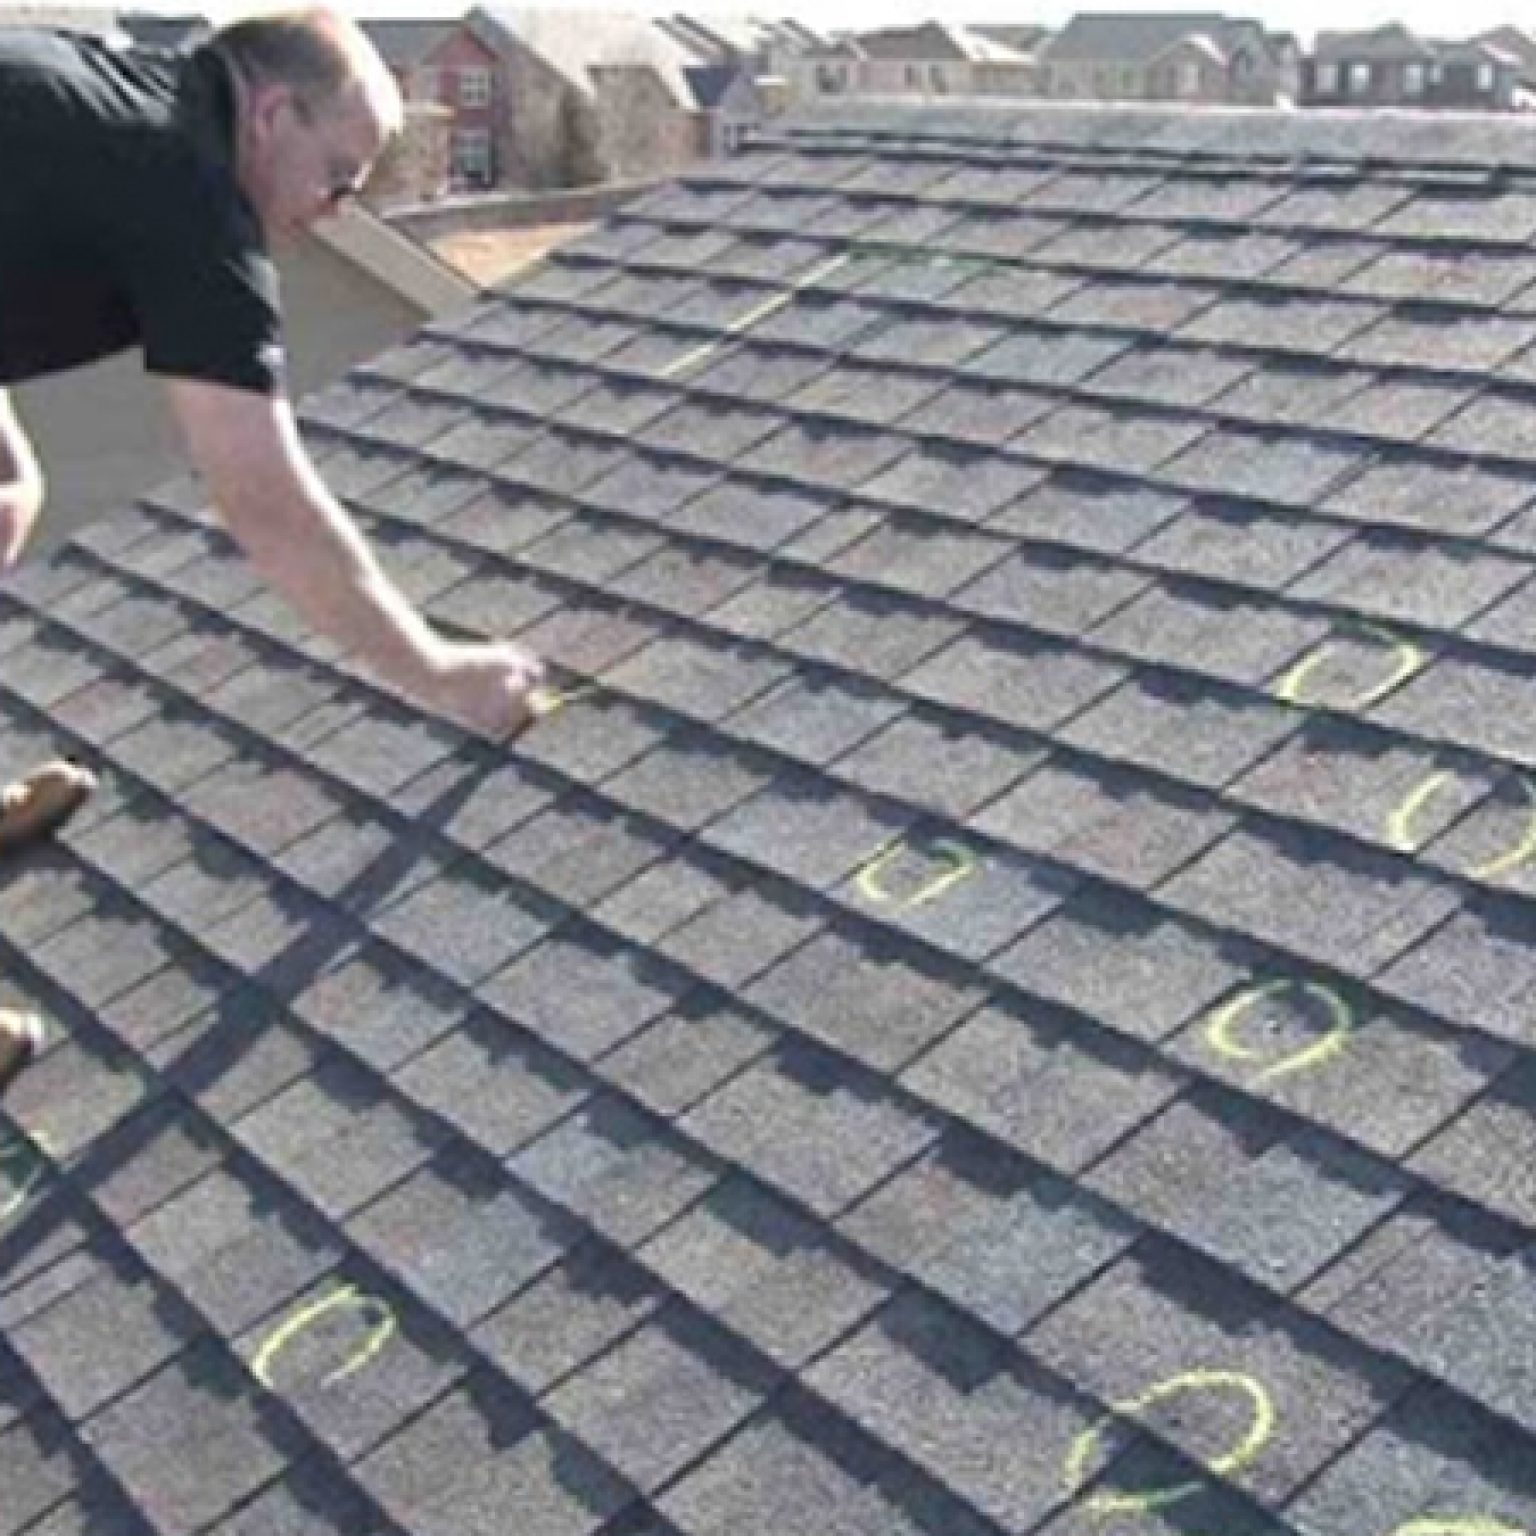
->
13, 209, 472, 555
783, 22, 1038, 104
1039, 11, 1298, 104
362, 18, 502, 193
686, 62, 768, 156
1476, 24, 1536, 88
659, 12, 823, 72
1304, 25, 1521, 110
465, 6, 712, 189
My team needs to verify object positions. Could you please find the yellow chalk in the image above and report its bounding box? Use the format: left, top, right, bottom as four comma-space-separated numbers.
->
1062, 1368, 1276, 1514
529, 682, 599, 718
1387, 771, 1457, 853
855, 836, 979, 909
251, 1283, 397, 1390
1469, 776, 1536, 883
1276, 623, 1427, 711
1205, 980, 1354, 1082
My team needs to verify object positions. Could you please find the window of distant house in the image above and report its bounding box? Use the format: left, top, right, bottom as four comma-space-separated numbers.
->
1403, 61, 1426, 94
1120, 67, 1136, 93
931, 64, 947, 91
452, 128, 492, 185
1178, 61, 1201, 95
459, 67, 492, 107
1234, 49, 1253, 76
816, 63, 847, 93
906, 64, 922, 88
1348, 61, 1372, 94
1316, 61, 1339, 92
1478, 61, 1496, 92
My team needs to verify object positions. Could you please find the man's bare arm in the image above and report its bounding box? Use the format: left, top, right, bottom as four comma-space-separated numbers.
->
0, 390, 46, 573
166, 377, 543, 734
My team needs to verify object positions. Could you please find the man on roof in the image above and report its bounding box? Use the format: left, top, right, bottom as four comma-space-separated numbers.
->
0, 7, 546, 1093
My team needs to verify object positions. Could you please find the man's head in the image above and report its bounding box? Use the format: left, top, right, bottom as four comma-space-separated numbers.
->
215, 7, 403, 243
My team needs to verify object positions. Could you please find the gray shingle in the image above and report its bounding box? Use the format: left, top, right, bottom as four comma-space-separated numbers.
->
742, 923, 984, 1073
1027, 1237, 1413, 1501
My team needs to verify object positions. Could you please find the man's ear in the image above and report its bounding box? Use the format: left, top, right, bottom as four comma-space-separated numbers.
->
247, 80, 296, 144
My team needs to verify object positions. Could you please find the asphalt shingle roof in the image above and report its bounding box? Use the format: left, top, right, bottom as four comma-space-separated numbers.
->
8, 98, 1536, 1532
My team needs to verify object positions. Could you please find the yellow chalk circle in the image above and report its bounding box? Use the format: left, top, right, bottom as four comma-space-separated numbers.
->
1276, 623, 1427, 711
855, 836, 980, 909
0, 1132, 51, 1223
1469, 777, 1536, 883
529, 681, 600, 718
251, 1283, 397, 1390
1062, 1368, 1276, 1514
1387, 771, 1458, 854
1394, 1521, 1526, 1536
1205, 980, 1354, 1082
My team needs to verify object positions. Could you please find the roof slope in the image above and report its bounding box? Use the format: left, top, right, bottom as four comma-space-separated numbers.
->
9, 97, 1536, 1533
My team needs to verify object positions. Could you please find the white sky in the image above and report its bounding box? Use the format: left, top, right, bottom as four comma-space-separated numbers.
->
131, 0, 1534, 48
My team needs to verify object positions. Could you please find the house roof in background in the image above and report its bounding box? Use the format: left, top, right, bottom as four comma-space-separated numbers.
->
357, 16, 461, 69
1313, 22, 1437, 59
11, 94, 1536, 1534
969, 22, 1055, 54
1043, 9, 1276, 62
471, 3, 700, 106
659, 11, 826, 61
851, 22, 1033, 64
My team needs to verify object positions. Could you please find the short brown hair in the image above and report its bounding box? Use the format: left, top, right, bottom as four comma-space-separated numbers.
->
212, 8, 402, 130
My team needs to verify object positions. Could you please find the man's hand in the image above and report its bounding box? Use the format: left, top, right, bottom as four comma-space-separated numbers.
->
0, 390, 44, 574
0, 487, 39, 573
168, 380, 551, 738
418, 637, 547, 738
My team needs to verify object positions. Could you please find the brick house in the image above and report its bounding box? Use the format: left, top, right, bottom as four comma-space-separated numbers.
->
465, 6, 724, 190
362, 19, 502, 192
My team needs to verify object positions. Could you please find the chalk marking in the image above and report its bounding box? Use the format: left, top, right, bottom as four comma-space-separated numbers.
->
251, 1284, 397, 1390
1205, 980, 1354, 1081
1276, 623, 1427, 711
1469, 777, 1536, 882
1062, 1368, 1276, 1514
855, 836, 979, 909
1387, 771, 1457, 853
529, 681, 600, 718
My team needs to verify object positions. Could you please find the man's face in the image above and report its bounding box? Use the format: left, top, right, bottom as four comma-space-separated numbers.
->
243, 81, 388, 243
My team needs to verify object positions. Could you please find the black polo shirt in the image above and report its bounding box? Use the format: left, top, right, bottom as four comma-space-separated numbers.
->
0, 28, 284, 393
